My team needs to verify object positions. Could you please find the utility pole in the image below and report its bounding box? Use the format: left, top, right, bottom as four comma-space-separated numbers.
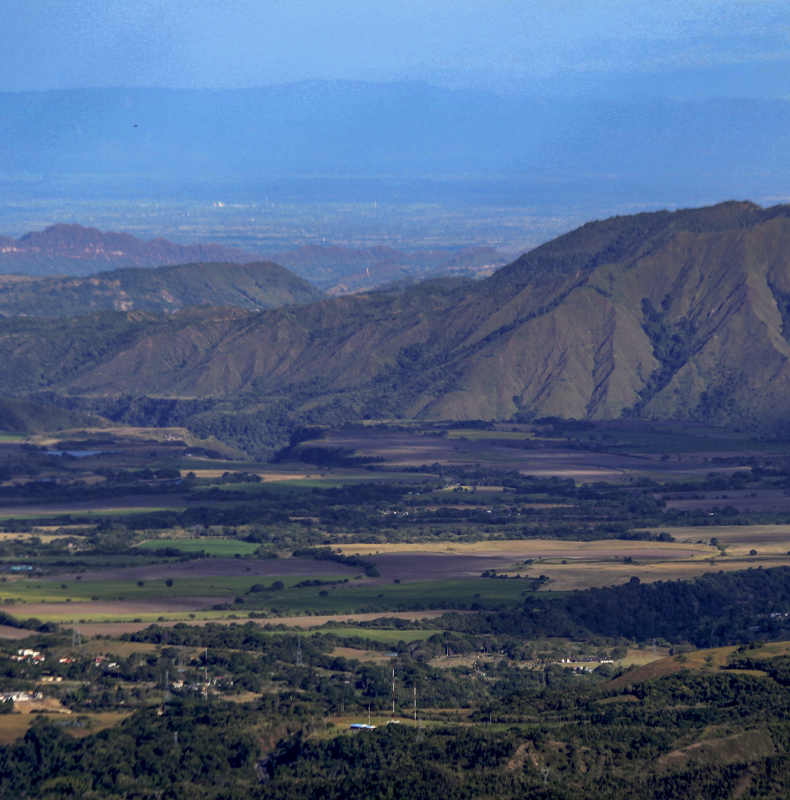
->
204, 646, 208, 700
391, 662, 395, 720
296, 634, 303, 667
72, 608, 82, 649
413, 682, 417, 723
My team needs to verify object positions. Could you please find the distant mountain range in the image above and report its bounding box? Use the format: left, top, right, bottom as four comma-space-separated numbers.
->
0, 262, 323, 317
0, 223, 509, 294
0, 223, 261, 277
3, 201, 790, 454
2, 84, 789, 210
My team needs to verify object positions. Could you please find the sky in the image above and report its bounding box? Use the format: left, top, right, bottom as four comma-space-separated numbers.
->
2, 0, 790, 98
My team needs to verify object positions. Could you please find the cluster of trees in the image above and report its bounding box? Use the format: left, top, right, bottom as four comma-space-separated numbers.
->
448, 566, 790, 647
292, 547, 380, 577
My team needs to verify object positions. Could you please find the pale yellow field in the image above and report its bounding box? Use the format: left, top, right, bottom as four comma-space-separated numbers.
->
333, 539, 709, 556
0, 532, 74, 543
638, 525, 790, 557
334, 533, 790, 591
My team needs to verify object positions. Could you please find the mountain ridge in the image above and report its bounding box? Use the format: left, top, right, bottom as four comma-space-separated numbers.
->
0, 260, 323, 317
0, 223, 262, 276
0, 223, 510, 292
3, 201, 790, 453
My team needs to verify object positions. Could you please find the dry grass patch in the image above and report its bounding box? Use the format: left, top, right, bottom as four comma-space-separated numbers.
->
0, 532, 74, 543
331, 647, 395, 664
0, 712, 130, 744
77, 640, 160, 657
333, 539, 710, 558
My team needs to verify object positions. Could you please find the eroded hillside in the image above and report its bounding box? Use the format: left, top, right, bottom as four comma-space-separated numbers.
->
3, 201, 790, 444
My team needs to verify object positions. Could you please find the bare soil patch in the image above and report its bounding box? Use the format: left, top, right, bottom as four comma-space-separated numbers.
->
13, 697, 70, 715
17, 596, 222, 618
0, 624, 36, 640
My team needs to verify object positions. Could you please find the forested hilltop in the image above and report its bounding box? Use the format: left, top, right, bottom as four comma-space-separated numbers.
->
4, 201, 790, 452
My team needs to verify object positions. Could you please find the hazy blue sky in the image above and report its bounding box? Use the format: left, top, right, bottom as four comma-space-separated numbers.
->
2, 0, 789, 97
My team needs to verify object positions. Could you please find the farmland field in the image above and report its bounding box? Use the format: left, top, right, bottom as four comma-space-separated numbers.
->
136, 538, 261, 557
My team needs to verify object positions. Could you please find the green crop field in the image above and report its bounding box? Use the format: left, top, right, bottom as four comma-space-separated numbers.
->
240, 577, 546, 616
0, 507, 186, 522
136, 538, 261, 556
0, 573, 347, 604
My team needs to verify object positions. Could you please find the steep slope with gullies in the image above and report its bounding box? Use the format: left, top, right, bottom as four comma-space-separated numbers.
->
3, 202, 790, 438
0, 261, 323, 317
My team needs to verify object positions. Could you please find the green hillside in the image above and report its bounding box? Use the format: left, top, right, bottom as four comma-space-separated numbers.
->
0, 261, 323, 317
0, 398, 105, 433
3, 201, 790, 451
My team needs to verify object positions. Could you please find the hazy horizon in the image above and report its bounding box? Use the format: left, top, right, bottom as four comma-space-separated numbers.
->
2, 1, 788, 253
